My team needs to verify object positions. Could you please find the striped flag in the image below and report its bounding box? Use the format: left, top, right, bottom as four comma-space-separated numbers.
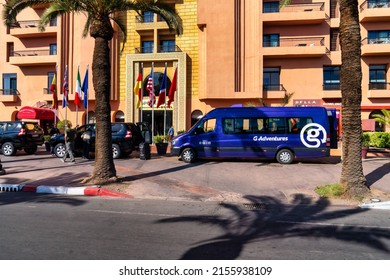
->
167, 67, 177, 108
134, 65, 143, 108
147, 64, 155, 108
62, 65, 68, 108
74, 67, 82, 108
156, 64, 167, 108
50, 72, 58, 109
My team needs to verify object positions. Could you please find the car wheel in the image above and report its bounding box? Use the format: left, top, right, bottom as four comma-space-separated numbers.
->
24, 145, 37, 154
180, 147, 197, 163
276, 149, 294, 164
112, 144, 121, 159
54, 143, 66, 158
2, 142, 16, 156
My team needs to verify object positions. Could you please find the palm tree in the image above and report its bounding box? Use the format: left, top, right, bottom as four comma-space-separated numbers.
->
3, 0, 183, 184
339, 0, 369, 197
279, 0, 369, 197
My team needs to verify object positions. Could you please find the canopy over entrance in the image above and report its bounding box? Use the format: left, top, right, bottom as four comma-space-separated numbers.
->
17, 106, 55, 120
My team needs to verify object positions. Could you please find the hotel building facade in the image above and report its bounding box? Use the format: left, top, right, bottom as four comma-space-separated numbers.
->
1, 0, 390, 135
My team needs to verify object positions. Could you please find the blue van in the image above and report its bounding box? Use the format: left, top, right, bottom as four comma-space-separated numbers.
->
171, 106, 338, 164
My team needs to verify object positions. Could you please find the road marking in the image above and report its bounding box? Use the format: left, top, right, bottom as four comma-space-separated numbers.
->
86, 209, 178, 218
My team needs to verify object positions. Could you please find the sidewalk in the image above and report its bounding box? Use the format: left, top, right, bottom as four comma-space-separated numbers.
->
1, 146, 390, 208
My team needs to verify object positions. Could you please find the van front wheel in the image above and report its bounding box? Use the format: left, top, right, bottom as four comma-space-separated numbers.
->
276, 149, 294, 164
181, 147, 197, 163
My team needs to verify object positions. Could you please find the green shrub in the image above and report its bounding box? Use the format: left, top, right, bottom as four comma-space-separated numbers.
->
369, 132, 390, 148
362, 132, 371, 147
56, 120, 72, 133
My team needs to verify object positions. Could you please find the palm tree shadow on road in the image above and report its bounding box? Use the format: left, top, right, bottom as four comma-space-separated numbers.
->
157, 194, 390, 259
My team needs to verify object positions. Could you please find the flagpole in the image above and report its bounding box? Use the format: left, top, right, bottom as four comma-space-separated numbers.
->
151, 62, 154, 141
140, 62, 143, 122
163, 62, 167, 139
85, 65, 89, 124
54, 65, 58, 125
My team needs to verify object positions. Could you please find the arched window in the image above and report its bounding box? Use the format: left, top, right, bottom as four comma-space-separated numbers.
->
86, 111, 96, 124
143, 71, 171, 98
191, 110, 203, 126
115, 111, 125, 123
369, 110, 384, 132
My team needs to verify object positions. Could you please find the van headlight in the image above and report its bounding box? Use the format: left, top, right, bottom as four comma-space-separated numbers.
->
171, 139, 177, 146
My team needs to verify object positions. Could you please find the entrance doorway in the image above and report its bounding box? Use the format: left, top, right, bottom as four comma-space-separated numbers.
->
142, 110, 172, 136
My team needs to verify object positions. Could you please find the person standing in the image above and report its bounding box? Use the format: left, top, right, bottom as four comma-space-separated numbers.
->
167, 125, 174, 142
81, 128, 92, 160
61, 126, 76, 163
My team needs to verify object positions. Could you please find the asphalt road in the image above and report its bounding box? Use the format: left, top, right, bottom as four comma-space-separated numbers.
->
1, 193, 390, 260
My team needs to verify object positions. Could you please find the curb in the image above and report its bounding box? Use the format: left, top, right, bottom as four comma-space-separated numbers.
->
0, 183, 133, 198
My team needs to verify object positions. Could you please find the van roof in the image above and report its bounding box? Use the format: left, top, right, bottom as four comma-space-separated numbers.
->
204, 106, 329, 118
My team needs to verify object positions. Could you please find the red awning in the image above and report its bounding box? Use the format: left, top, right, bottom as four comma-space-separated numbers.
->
17, 106, 55, 120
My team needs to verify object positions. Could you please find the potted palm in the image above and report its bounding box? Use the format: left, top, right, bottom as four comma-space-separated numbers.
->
154, 134, 169, 155
362, 132, 370, 159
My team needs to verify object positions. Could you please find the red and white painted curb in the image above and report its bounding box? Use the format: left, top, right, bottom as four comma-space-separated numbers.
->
0, 183, 132, 198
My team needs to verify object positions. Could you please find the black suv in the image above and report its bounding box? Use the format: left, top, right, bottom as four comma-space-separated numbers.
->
49, 122, 148, 159
0, 121, 44, 156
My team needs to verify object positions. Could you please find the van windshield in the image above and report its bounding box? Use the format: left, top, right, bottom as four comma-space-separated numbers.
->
193, 118, 216, 135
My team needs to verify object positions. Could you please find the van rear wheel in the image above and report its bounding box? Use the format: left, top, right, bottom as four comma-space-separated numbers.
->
276, 149, 294, 164
181, 147, 197, 163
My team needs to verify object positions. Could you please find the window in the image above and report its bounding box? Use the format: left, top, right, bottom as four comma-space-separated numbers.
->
263, 2, 279, 13
143, 11, 154, 22
369, 65, 387, 90
194, 118, 216, 135
367, 0, 389, 8
323, 66, 340, 90
263, 34, 279, 47
368, 30, 390, 44
49, 17, 57, 26
142, 41, 154, 53
2, 73, 17, 95
263, 67, 280, 91
49, 44, 57, 55
161, 40, 175, 52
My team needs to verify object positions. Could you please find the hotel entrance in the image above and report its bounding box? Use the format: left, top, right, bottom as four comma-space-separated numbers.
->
142, 109, 173, 136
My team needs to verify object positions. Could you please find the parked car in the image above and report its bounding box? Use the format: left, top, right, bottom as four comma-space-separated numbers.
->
49, 122, 148, 159
0, 121, 44, 156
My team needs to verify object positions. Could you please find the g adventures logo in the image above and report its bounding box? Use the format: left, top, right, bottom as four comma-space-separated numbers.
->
300, 123, 327, 148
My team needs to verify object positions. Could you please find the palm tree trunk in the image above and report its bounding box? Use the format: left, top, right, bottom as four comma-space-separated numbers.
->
339, 0, 369, 196
91, 36, 116, 182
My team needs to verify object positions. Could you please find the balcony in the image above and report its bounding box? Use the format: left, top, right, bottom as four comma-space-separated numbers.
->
367, 82, 390, 98
360, 1, 390, 22
361, 37, 390, 56
262, 84, 287, 99
263, 37, 329, 58
0, 89, 19, 103
10, 20, 57, 38
135, 15, 170, 30
9, 49, 57, 66
263, 3, 328, 26
135, 45, 182, 54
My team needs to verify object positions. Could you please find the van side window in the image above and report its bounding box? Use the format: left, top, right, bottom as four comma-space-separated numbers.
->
195, 118, 216, 134
288, 117, 313, 133
265, 118, 286, 134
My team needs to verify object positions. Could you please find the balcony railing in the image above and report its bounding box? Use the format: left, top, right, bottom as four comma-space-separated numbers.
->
10, 19, 57, 28
0, 89, 19, 95
360, 0, 390, 11
12, 49, 53, 56
157, 45, 182, 53
361, 37, 390, 45
263, 84, 286, 92
264, 37, 325, 48
323, 83, 341, 90
135, 45, 182, 54
369, 82, 390, 90
264, 2, 325, 13
135, 15, 154, 23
